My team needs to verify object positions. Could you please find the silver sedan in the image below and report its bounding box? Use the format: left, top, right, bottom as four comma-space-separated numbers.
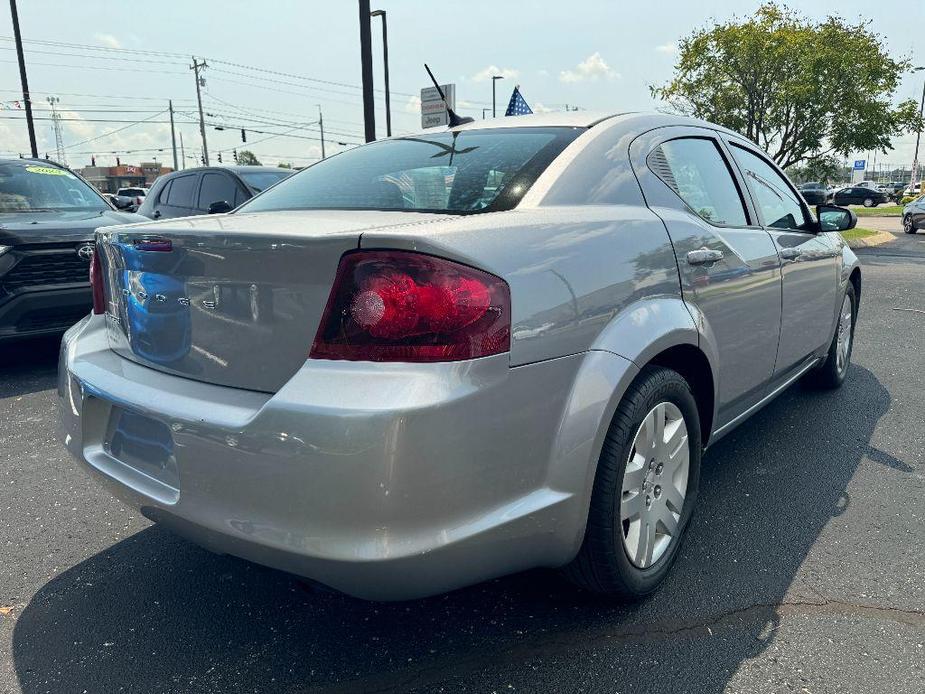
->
59, 112, 861, 600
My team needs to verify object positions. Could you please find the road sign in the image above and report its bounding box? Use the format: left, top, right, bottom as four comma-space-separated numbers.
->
853, 159, 866, 170
421, 84, 455, 128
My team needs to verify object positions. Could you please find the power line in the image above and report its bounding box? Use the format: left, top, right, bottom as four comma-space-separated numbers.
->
63, 109, 168, 149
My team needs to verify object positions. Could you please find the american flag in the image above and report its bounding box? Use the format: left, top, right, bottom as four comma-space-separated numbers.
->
504, 86, 533, 116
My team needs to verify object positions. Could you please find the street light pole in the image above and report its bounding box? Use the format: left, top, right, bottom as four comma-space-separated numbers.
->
910, 67, 925, 192
9, 0, 37, 158
358, 0, 376, 142
370, 9, 391, 137
491, 75, 504, 118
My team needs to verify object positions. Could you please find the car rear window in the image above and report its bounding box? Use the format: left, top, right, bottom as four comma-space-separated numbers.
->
240, 127, 583, 215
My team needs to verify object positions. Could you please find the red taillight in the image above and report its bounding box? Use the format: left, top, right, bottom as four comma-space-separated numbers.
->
310, 250, 511, 362
90, 247, 105, 315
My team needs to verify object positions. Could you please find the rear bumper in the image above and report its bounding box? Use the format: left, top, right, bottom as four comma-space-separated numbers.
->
59, 315, 638, 600
0, 285, 91, 341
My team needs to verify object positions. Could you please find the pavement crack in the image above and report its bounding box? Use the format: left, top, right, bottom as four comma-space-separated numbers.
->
310, 598, 925, 694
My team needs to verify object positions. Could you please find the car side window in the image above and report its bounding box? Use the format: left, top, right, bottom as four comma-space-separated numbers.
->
166, 174, 197, 208
157, 180, 172, 204
730, 144, 811, 231
648, 137, 748, 226
197, 173, 239, 210
233, 186, 248, 207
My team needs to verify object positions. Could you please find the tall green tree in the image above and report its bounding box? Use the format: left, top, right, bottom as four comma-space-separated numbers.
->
651, 3, 921, 169
236, 150, 262, 166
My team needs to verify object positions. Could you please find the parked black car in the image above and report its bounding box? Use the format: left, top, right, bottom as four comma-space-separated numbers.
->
797, 182, 832, 205
832, 186, 889, 207
137, 166, 293, 220
0, 158, 145, 342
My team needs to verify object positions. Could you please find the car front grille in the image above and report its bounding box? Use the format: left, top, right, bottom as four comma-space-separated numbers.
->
2, 249, 91, 291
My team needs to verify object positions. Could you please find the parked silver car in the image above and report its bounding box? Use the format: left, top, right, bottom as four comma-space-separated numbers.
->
59, 112, 861, 600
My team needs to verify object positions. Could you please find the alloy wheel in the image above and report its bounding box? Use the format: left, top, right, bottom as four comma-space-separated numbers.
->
863, 198, 874, 207
904, 215, 914, 233
620, 402, 690, 569
836, 293, 853, 376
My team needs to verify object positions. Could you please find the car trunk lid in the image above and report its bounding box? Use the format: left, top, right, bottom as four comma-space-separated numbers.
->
97, 210, 452, 392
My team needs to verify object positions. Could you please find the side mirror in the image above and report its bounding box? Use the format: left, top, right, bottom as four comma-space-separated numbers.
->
208, 200, 233, 214
817, 205, 856, 232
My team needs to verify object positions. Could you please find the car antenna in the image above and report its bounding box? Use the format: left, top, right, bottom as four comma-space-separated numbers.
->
424, 64, 474, 127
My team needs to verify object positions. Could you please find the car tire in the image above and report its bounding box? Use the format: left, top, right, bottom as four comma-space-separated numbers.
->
863, 197, 875, 207
903, 215, 916, 234
804, 283, 857, 390
563, 366, 701, 599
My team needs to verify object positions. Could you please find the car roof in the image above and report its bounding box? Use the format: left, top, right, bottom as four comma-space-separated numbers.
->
162, 165, 289, 175
0, 157, 67, 167
405, 110, 746, 142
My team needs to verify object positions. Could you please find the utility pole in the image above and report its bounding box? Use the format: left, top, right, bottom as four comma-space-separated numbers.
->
370, 9, 391, 137
358, 0, 376, 142
190, 57, 209, 165
168, 100, 178, 170
318, 104, 326, 159
179, 131, 185, 170
491, 75, 504, 118
9, 0, 37, 158
46, 96, 66, 165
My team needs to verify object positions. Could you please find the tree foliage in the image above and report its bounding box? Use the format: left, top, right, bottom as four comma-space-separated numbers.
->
236, 150, 262, 166
651, 3, 922, 168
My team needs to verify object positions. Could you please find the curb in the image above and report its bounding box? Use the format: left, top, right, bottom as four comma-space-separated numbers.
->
844, 230, 895, 249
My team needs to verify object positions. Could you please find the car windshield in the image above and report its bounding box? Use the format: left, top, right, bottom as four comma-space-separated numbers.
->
238, 170, 292, 192
0, 162, 106, 213
240, 127, 583, 214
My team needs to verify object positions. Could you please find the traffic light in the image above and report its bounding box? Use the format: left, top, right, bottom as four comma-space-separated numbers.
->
233, 149, 238, 164
116, 157, 121, 166
241, 129, 247, 143
217, 152, 223, 163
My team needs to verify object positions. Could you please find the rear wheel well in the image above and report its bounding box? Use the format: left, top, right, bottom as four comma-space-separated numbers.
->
647, 345, 714, 447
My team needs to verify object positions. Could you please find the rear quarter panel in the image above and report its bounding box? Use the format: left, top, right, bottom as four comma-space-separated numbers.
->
359, 205, 690, 367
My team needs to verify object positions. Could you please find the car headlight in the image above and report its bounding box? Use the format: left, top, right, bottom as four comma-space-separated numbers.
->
0, 245, 11, 256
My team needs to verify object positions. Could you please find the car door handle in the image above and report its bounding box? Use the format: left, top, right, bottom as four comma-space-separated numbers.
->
779, 248, 802, 261
686, 248, 724, 266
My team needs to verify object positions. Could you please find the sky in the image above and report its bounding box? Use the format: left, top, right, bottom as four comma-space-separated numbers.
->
2, 0, 924, 173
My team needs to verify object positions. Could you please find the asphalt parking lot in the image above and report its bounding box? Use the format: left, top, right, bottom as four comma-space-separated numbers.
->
1, 226, 923, 694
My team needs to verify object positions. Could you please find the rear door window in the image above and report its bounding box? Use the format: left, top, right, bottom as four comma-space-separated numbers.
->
166, 174, 197, 208
649, 137, 748, 226
197, 173, 239, 210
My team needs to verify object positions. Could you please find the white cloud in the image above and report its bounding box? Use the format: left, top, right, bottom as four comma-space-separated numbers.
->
405, 94, 421, 114
531, 102, 556, 114
655, 41, 678, 54
471, 65, 520, 82
559, 52, 619, 83
94, 33, 122, 49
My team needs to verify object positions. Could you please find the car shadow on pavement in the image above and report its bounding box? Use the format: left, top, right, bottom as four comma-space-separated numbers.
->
11, 365, 890, 693
0, 336, 60, 399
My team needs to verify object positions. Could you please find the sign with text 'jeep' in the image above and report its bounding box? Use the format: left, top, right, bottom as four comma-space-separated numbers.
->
421, 84, 455, 128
